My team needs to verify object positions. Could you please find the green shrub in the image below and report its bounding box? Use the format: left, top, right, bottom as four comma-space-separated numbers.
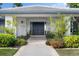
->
46, 31, 55, 39
46, 31, 64, 40
16, 38, 27, 46
17, 35, 30, 40
64, 35, 79, 48
17, 35, 26, 39
0, 34, 16, 47
46, 31, 64, 48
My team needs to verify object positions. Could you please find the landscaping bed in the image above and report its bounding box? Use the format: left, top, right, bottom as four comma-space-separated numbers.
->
45, 17, 79, 56
46, 31, 79, 48
0, 48, 18, 56
46, 31, 79, 56
56, 48, 79, 56
0, 20, 28, 56
0, 34, 28, 56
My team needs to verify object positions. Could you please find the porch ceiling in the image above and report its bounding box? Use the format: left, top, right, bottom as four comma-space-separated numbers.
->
0, 6, 79, 14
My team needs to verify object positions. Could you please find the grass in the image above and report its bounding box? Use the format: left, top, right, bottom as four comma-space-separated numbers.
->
56, 48, 79, 56
0, 48, 18, 56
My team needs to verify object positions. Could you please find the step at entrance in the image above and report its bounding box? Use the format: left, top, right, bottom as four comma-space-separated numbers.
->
28, 35, 46, 43
30, 35, 46, 38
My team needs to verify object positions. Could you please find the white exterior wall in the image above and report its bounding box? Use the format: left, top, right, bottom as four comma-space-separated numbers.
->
16, 17, 27, 36
5, 16, 13, 28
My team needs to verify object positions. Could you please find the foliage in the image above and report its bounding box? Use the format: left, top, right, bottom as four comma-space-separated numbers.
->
12, 16, 17, 26
17, 35, 28, 40
17, 35, 25, 39
46, 31, 55, 39
46, 39, 64, 48
13, 3, 23, 7
48, 16, 69, 39
46, 16, 69, 48
15, 38, 27, 46
0, 34, 16, 47
0, 33, 27, 47
49, 16, 53, 31
67, 3, 79, 8
0, 26, 15, 34
64, 35, 79, 48
55, 16, 68, 39
0, 16, 17, 35
16, 35, 27, 46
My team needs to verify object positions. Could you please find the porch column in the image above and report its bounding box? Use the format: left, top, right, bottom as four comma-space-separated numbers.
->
65, 16, 71, 36
5, 16, 16, 35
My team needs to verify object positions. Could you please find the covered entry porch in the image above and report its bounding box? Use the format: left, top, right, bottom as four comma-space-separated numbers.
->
16, 14, 51, 36
1, 14, 74, 37
16, 16, 48, 36
13, 14, 71, 36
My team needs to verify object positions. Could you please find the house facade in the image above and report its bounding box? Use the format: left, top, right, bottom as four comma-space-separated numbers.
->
0, 6, 79, 36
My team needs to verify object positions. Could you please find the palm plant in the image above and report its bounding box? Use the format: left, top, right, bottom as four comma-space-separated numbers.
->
49, 15, 69, 39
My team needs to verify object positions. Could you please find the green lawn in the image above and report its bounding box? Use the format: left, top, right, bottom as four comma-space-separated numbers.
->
0, 48, 18, 56
56, 48, 79, 56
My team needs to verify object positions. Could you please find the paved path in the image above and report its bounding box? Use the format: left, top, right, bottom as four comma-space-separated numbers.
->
14, 36, 59, 56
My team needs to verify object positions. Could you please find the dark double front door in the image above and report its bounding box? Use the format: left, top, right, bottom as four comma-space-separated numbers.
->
31, 22, 44, 35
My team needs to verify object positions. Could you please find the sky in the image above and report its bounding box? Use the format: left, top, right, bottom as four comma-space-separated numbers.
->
1, 3, 67, 8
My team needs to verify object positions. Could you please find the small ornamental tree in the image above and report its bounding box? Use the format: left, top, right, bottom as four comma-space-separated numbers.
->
55, 16, 67, 39
49, 16, 54, 32
49, 15, 69, 39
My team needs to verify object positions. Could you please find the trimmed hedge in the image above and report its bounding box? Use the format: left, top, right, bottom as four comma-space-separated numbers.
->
64, 35, 79, 48
0, 34, 16, 47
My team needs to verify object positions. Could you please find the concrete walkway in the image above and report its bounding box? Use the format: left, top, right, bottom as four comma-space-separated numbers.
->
14, 36, 59, 56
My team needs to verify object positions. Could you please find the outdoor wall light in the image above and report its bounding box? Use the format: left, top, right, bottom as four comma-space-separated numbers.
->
21, 21, 24, 24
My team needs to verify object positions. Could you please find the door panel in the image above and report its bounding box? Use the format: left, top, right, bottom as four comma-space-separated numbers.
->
32, 22, 44, 35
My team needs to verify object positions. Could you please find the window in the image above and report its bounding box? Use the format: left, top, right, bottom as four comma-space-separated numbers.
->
71, 17, 78, 35
0, 18, 5, 33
